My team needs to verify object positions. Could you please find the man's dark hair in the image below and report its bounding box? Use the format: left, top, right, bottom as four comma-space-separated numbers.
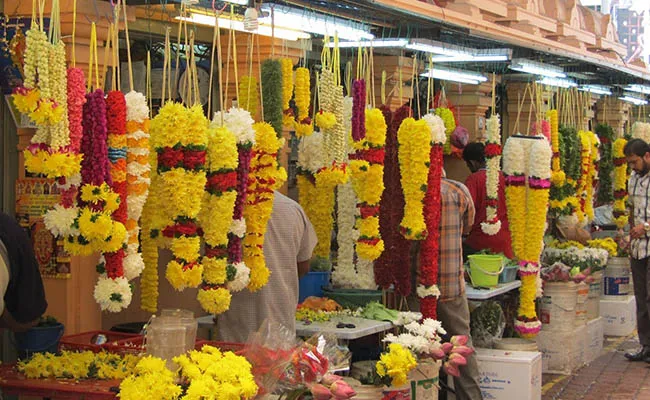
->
624, 138, 650, 157
462, 142, 486, 164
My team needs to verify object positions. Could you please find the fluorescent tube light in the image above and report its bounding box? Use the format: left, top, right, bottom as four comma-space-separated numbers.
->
578, 85, 612, 96
620, 94, 649, 105
428, 54, 510, 62
326, 38, 408, 48
510, 58, 566, 78
260, 4, 373, 41
406, 39, 459, 56
537, 77, 577, 88
625, 84, 650, 95
421, 67, 488, 85
220, 0, 249, 4
177, 13, 310, 41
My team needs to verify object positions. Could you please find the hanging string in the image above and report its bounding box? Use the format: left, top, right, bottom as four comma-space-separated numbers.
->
256, 33, 264, 121
71, 0, 77, 66
207, 7, 218, 116
321, 35, 330, 73
526, 83, 535, 135
427, 56, 433, 112
333, 34, 341, 86
113, 0, 121, 92
345, 61, 352, 96
174, 2, 185, 99
399, 50, 403, 106
409, 55, 416, 117
245, 33, 254, 113
217, 14, 225, 124
101, 24, 113, 90
87, 22, 100, 92
381, 70, 387, 106
161, 27, 170, 104
122, 0, 134, 92
146, 50, 152, 118
224, 12, 233, 108
370, 45, 375, 108
356, 45, 362, 81
415, 56, 421, 118
231, 6, 239, 105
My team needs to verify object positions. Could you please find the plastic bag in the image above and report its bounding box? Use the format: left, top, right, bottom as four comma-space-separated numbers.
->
469, 301, 505, 348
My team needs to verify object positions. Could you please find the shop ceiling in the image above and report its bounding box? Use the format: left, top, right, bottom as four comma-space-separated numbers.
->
118, 0, 650, 87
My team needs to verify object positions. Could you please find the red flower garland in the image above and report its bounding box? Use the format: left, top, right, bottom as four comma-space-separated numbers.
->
419, 144, 444, 320
375, 104, 412, 295
352, 80, 366, 142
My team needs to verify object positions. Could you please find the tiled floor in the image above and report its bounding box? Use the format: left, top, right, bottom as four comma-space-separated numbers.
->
542, 333, 650, 400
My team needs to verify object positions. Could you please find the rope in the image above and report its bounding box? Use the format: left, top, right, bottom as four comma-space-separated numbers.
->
102, 24, 112, 91
381, 70, 387, 106
208, 9, 218, 116
257, 33, 264, 121
87, 22, 99, 92
72, 0, 76, 66
146, 50, 152, 117
216, 15, 225, 124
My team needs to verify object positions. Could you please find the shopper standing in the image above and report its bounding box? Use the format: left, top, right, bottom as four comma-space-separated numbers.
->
624, 138, 650, 362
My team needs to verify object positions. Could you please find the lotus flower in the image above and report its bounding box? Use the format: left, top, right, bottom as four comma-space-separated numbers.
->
430, 348, 446, 360
451, 345, 474, 357
444, 361, 461, 377
322, 373, 343, 386
441, 342, 454, 354
330, 381, 356, 399
309, 383, 333, 400
448, 352, 467, 366
450, 335, 468, 347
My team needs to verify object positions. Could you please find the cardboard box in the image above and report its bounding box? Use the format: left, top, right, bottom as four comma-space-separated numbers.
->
475, 349, 542, 400
537, 325, 586, 374
599, 295, 636, 336
584, 317, 604, 364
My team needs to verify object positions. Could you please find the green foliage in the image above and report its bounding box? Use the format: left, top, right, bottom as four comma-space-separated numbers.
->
559, 125, 581, 182
261, 59, 283, 138
596, 123, 614, 204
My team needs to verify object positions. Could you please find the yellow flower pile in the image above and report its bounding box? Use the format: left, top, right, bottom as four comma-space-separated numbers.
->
119, 356, 181, 400
238, 76, 259, 119
149, 103, 208, 292
173, 345, 258, 399
397, 118, 432, 240
280, 58, 294, 127
376, 343, 417, 387
293, 67, 313, 137
19, 351, 139, 380
244, 122, 287, 291
613, 138, 629, 229
350, 108, 387, 260
436, 108, 455, 155
587, 237, 618, 257
548, 239, 585, 249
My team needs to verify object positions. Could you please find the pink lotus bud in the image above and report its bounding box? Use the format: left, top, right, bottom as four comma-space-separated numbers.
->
322, 373, 343, 386
444, 361, 461, 377
442, 342, 454, 354
451, 345, 474, 357
309, 383, 333, 400
448, 352, 467, 366
430, 348, 446, 359
450, 335, 468, 346
330, 381, 357, 399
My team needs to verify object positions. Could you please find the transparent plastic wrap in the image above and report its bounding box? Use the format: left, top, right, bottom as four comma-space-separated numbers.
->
469, 301, 506, 348
242, 320, 351, 396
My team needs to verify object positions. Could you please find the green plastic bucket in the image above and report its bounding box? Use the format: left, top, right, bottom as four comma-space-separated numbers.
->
467, 254, 504, 288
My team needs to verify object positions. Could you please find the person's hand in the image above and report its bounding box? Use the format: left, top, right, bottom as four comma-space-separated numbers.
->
630, 224, 646, 240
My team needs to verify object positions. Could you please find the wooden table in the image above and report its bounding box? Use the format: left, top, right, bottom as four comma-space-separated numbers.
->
0, 364, 119, 399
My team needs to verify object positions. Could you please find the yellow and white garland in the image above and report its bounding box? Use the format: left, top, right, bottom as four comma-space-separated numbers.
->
613, 138, 629, 229
482, 114, 502, 235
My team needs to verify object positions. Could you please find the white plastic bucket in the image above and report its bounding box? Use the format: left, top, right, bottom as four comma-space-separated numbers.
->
494, 338, 538, 352
575, 282, 589, 326
540, 282, 577, 331
586, 271, 602, 319
603, 258, 631, 297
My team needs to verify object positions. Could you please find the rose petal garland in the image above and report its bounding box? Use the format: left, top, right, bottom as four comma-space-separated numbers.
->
418, 113, 446, 320
244, 122, 287, 292
351, 80, 366, 142
613, 138, 629, 229
375, 105, 411, 295
197, 125, 238, 314
349, 108, 386, 289
397, 118, 431, 240
150, 102, 208, 291
482, 114, 502, 235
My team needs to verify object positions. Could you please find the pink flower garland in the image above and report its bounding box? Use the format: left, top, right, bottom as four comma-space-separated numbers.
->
351, 80, 366, 142
80, 89, 110, 186
67, 68, 86, 153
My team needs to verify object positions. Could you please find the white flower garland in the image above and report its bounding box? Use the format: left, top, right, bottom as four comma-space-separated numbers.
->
43, 205, 80, 237
229, 218, 247, 238
212, 107, 256, 145
93, 276, 132, 313
332, 183, 358, 288
226, 262, 251, 292
416, 284, 441, 299
297, 131, 325, 174
481, 114, 502, 235
422, 113, 447, 145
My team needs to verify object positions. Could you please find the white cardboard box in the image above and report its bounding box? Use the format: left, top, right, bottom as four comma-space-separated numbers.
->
584, 317, 604, 364
475, 349, 542, 400
537, 325, 586, 374
599, 295, 636, 336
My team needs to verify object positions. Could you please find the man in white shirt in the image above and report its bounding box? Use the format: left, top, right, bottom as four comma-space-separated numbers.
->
624, 139, 650, 362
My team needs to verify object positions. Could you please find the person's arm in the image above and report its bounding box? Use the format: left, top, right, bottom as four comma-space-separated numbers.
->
0, 309, 38, 332
461, 184, 476, 236
298, 260, 310, 278
296, 206, 318, 277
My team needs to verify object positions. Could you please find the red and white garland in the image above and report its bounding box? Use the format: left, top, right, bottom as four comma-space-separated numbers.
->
482, 114, 502, 235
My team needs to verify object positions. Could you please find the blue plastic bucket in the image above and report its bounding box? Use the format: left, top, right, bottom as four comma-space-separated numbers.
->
298, 271, 331, 302
14, 323, 64, 359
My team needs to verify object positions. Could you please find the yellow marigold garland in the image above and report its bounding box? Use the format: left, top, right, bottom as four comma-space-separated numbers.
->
294, 67, 313, 136
397, 118, 432, 240
280, 58, 295, 127
576, 131, 593, 224
238, 75, 259, 119
613, 138, 629, 229
436, 107, 455, 155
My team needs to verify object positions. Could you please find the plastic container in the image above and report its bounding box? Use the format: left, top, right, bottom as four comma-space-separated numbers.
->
105, 336, 146, 355
321, 286, 383, 309
59, 330, 139, 353
603, 257, 631, 296
467, 254, 504, 288
494, 338, 538, 352
575, 282, 589, 326
161, 309, 197, 354
14, 323, 65, 359
146, 315, 190, 370
539, 282, 577, 331
299, 271, 331, 302
499, 265, 518, 283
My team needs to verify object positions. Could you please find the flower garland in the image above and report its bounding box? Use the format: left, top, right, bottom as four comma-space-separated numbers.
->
482, 114, 502, 235
503, 139, 527, 259
244, 122, 287, 292
586, 132, 600, 222
124, 91, 150, 281
261, 59, 283, 137
294, 66, 313, 137
238, 75, 259, 120
349, 108, 386, 288
576, 131, 593, 224
397, 118, 432, 240
212, 107, 256, 295
436, 107, 455, 155
150, 103, 208, 291
613, 138, 629, 229
281, 58, 295, 127
548, 111, 576, 218
67, 68, 86, 152
351, 79, 366, 142
559, 125, 581, 219
375, 105, 411, 295
418, 113, 447, 320
313, 165, 349, 258
197, 125, 238, 315
595, 124, 614, 204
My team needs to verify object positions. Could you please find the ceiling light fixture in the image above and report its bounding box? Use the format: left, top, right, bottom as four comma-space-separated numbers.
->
326, 38, 409, 48
428, 54, 510, 62
578, 85, 612, 96
510, 58, 566, 78
620, 93, 649, 105
420, 67, 488, 85
625, 84, 650, 95
406, 39, 459, 56
177, 13, 311, 41
536, 77, 577, 88
259, 4, 374, 41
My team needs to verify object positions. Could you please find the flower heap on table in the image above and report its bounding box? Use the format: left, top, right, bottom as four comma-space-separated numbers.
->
481, 113, 502, 235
